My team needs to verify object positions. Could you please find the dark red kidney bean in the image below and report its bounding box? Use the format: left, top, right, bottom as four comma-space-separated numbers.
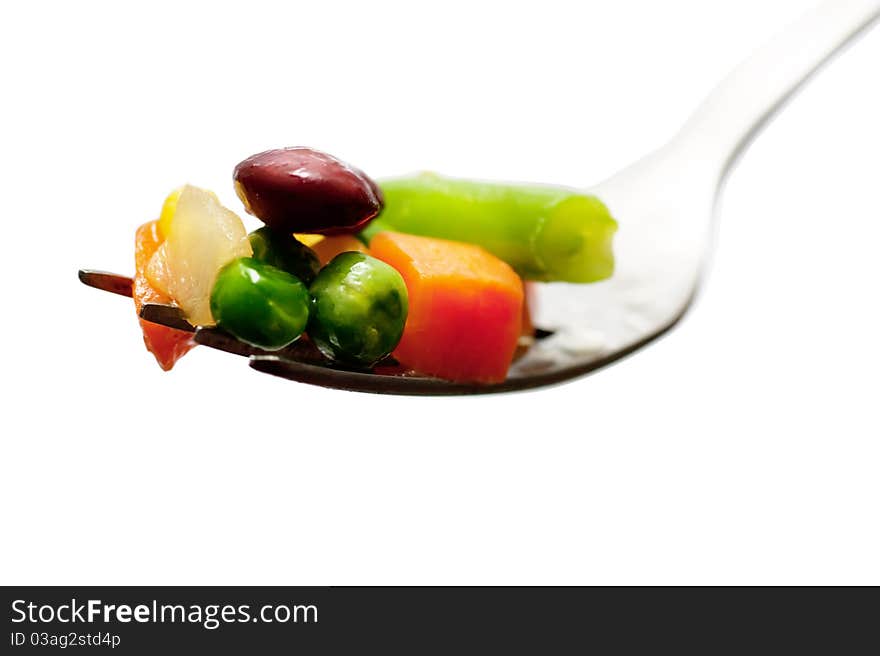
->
233, 147, 383, 235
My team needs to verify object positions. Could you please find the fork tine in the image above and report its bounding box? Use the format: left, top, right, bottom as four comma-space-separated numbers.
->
139, 303, 195, 332
195, 328, 335, 364
78, 270, 134, 298
193, 327, 262, 357
249, 355, 482, 395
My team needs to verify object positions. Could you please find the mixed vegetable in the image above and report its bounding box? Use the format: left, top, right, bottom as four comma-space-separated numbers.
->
308, 252, 408, 367
130, 147, 617, 384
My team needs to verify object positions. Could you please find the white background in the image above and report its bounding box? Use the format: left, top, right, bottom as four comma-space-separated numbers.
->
1, 0, 878, 585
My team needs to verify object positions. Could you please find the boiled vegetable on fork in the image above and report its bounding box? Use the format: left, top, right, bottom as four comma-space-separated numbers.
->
95, 146, 616, 385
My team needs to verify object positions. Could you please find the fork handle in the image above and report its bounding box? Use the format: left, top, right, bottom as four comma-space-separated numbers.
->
670, 0, 880, 182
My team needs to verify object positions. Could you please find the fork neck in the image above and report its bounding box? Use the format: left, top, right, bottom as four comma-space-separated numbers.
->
664, 0, 879, 189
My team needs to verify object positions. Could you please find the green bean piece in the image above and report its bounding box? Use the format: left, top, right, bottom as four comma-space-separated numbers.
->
375, 173, 617, 283
210, 257, 310, 350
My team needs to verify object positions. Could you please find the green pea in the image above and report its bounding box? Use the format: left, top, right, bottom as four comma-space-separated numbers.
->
308, 252, 408, 367
248, 227, 321, 285
210, 257, 310, 350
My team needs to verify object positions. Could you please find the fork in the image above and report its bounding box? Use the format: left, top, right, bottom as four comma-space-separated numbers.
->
80, 0, 880, 395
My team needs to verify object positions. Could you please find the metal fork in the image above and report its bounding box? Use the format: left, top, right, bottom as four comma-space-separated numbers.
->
79, 0, 880, 395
